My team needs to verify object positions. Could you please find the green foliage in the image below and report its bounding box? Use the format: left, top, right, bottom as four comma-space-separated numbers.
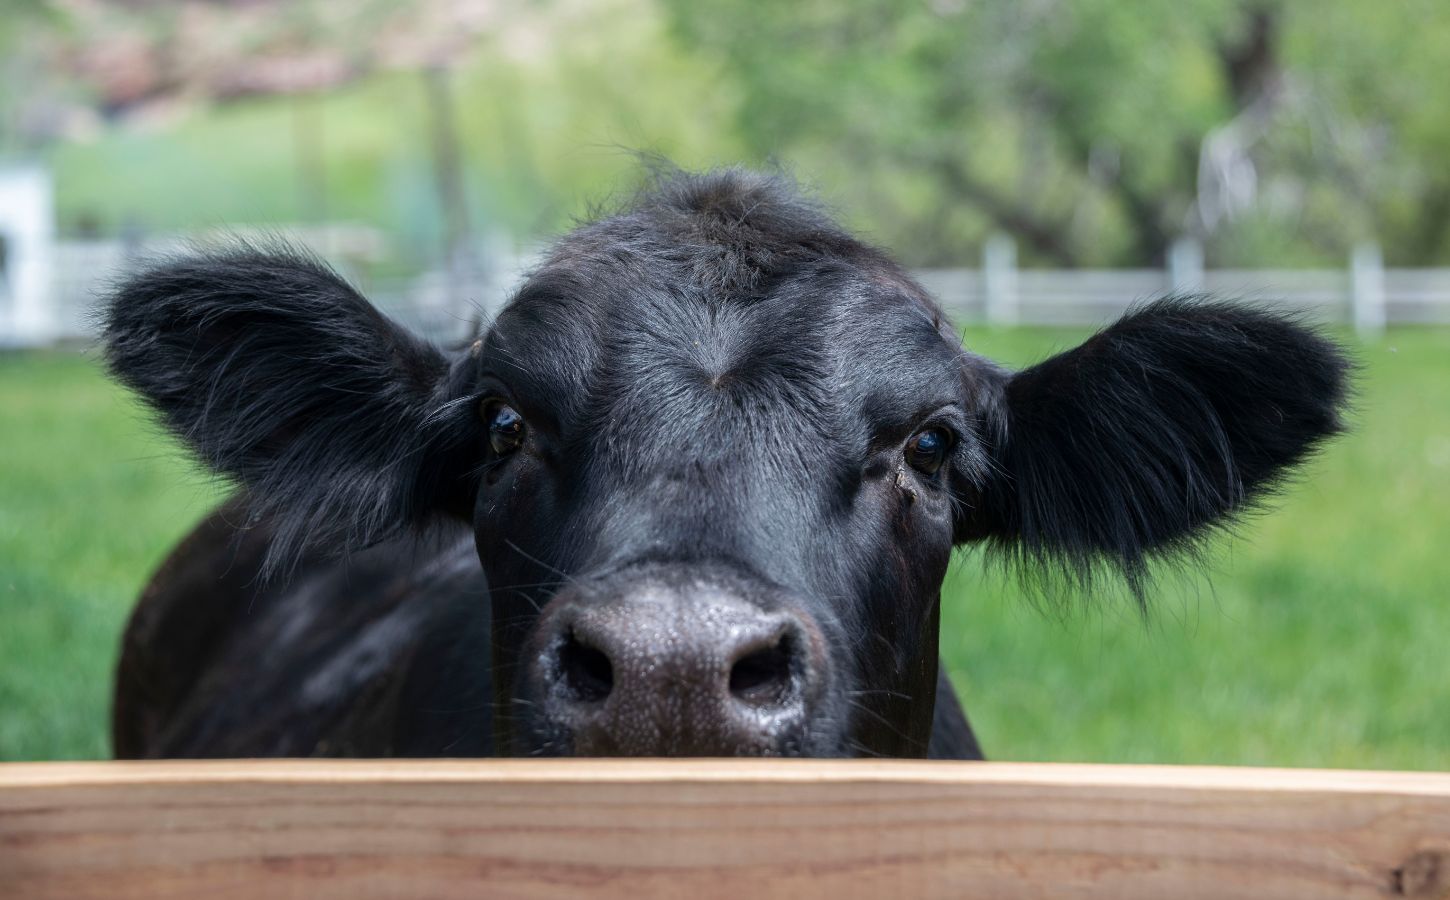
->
663, 0, 1450, 267
47, 0, 743, 260
34, 0, 1450, 269
0, 0, 65, 156
3, 330, 1448, 766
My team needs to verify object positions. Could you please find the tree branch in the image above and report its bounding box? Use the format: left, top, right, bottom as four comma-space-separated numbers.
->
929, 156, 1081, 267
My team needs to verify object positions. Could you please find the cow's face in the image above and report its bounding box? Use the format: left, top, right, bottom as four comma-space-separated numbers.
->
469, 232, 988, 757
104, 170, 1349, 758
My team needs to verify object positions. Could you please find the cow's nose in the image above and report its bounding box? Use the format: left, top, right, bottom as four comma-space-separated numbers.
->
535, 580, 825, 756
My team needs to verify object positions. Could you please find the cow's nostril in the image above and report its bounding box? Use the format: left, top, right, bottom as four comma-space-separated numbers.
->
559, 631, 613, 703
729, 633, 796, 705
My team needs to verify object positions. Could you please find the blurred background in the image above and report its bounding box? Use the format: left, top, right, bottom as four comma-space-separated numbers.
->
1, 0, 1446, 766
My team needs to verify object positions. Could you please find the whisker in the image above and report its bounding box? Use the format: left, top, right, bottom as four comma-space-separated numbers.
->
503, 539, 575, 583
508, 588, 544, 614
482, 578, 571, 593
846, 689, 912, 701
847, 698, 915, 744
847, 738, 886, 759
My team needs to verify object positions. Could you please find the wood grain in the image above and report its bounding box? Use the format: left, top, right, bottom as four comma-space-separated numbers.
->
2, 760, 1449, 899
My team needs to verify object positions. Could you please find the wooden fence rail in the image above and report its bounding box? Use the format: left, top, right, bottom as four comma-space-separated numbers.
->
2, 760, 1448, 899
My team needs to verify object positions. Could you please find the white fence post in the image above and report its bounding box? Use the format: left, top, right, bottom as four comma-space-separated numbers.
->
983, 233, 1018, 326
0, 165, 57, 348
1168, 238, 1205, 294
1351, 242, 1386, 338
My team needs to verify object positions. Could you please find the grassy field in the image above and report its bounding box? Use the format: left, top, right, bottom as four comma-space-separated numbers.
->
2, 327, 1448, 767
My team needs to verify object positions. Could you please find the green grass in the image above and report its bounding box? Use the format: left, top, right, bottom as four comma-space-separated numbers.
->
942, 327, 1450, 770
0, 352, 224, 760
2, 330, 1448, 766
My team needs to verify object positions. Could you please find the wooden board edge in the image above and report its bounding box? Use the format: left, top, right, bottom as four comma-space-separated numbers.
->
3, 759, 1449, 795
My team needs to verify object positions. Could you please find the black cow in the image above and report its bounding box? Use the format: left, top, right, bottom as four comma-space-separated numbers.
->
104, 169, 1348, 760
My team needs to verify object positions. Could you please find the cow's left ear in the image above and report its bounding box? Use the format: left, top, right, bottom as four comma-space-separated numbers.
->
957, 298, 1351, 596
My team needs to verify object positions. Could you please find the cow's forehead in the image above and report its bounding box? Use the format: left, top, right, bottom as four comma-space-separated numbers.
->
480, 170, 969, 437
487, 254, 963, 435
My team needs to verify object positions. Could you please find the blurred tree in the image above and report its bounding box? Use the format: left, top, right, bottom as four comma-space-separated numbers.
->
29, 0, 1450, 267
0, 0, 64, 156
664, 0, 1450, 267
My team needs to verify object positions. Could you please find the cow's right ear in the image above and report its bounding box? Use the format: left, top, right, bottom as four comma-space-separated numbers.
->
104, 247, 479, 572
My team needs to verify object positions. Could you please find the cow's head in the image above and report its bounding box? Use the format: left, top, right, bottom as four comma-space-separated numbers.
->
105, 170, 1349, 758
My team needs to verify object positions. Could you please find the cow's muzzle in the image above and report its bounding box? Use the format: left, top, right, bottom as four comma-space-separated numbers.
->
524, 564, 832, 756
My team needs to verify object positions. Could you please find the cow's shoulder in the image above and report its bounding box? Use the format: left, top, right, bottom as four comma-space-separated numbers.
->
113, 498, 485, 758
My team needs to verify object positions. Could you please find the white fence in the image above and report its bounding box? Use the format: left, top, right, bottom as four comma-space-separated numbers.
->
9, 235, 1450, 349
36, 237, 537, 348
0, 166, 56, 347
915, 238, 1450, 335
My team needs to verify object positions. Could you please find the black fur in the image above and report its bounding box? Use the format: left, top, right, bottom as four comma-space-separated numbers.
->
104, 247, 477, 573
965, 298, 1350, 601
104, 168, 1351, 759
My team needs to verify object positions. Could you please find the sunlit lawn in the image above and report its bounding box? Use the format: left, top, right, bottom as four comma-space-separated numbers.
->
942, 326, 1450, 771
0, 351, 224, 760
2, 327, 1448, 767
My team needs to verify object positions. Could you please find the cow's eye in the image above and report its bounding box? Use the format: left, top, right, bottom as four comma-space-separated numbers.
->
482, 400, 526, 455
904, 427, 951, 476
